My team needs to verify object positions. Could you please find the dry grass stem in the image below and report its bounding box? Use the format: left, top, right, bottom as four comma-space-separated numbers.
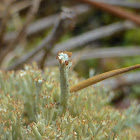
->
0, 0, 41, 65
78, 0, 140, 26
70, 64, 140, 92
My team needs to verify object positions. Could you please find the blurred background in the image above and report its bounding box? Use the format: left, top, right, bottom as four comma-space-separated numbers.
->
1, 0, 140, 108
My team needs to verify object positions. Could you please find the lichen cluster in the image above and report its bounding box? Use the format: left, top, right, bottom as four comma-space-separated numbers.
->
0, 64, 140, 140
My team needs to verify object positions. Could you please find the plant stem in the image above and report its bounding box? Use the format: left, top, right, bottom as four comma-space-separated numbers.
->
70, 64, 140, 92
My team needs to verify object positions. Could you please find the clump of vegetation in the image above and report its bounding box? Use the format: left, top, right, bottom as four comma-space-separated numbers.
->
0, 61, 140, 140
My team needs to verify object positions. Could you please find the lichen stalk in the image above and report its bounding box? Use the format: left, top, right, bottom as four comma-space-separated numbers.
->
34, 78, 44, 115
56, 51, 72, 112
59, 64, 69, 110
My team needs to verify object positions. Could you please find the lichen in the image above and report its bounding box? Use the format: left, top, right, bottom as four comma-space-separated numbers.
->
0, 64, 140, 139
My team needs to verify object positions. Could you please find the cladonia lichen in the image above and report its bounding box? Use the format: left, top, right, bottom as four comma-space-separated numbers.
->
56, 51, 72, 113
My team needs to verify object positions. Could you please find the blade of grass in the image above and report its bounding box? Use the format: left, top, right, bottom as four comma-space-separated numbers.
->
70, 64, 140, 92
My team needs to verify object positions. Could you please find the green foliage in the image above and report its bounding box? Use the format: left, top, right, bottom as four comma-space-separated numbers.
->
124, 29, 140, 45
0, 64, 140, 139
122, 56, 140, 67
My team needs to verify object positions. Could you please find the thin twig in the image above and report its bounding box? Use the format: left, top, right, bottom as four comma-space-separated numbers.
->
7, 9, 75, 70
96, 0, 140, 9
46, 46, 140, 66
7, 21, 132, 70
0, 0, 41, 65
52, 21, 135, 54
76, 47, 140, 60
0, 0, 33, 18
0, 1, 12, 49
40, 8, 75, 69
78, 0, 140, 26
70, 64, 140, 92
11, 0, 32, 15
4, 4, 91, 42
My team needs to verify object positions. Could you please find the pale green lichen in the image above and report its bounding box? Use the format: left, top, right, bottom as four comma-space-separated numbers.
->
0, 64, 140, 139
57, 51, 72, 113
